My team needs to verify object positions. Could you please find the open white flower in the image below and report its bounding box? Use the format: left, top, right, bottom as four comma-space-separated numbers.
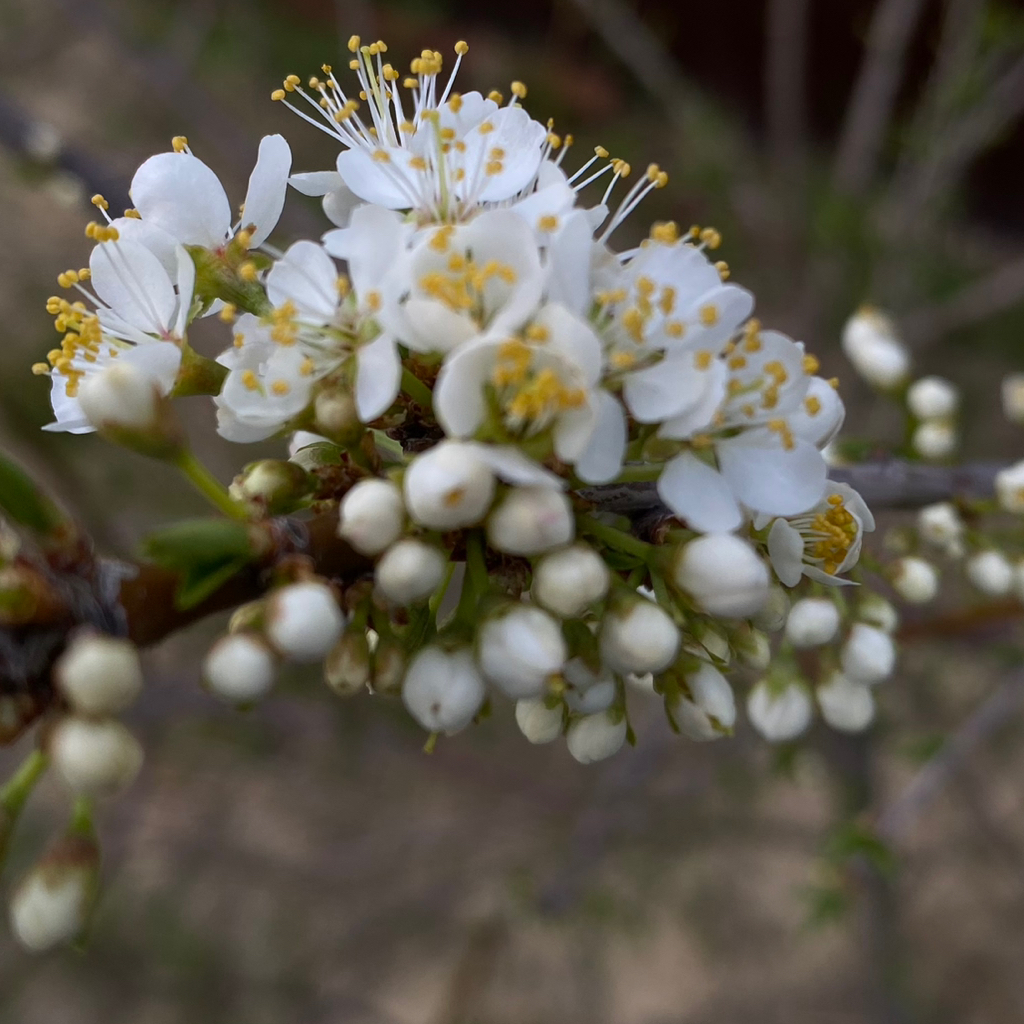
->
278, 40, 548, 222
128, 134, 291, 250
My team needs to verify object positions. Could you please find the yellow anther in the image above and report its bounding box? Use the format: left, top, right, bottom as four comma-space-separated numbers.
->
271, 380, 291, 396
547, 133, 562, 149
715, 260, 730, 280
336, 274, 350, 297
285, 74, 301, 87
828, 377, 840, 389
242, 370, 259, 391
31, 362, 50, 376
510, 81, 527, 98
728, 355, 747, 370
610, 350, 637, 369
236, 228, 253, 249
372, 149, 391, 163
699, 227, 722, 249
239, 261, 258, 282
171, 136, 188, 152
487, 90, 504, 103
365, 290, 381, 312
650, 221, 679, 244
478, 121, 495, 135
485, 160, 504, 175
271, 89, 286, 101
455, 40, 469, 55
802, 354, 820, 375
595, 145, 610, 158
805, 396, 822, 416
90, 194, 108, 210
123, 208, 142, 219
218, 303, 237, 323
694, 350, 713, 370
525, 324, 550, 342
665, 321, 685, 338
699, 304, 719, 326
538, 215, 560, 233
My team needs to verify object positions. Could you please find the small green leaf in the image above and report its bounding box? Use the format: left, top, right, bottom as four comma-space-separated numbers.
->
142, 518, 253, 568
0, 452, 67, 535
175, 557, 253, 610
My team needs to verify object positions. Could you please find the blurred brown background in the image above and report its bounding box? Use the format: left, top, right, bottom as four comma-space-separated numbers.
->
3, 0, 1024, 1020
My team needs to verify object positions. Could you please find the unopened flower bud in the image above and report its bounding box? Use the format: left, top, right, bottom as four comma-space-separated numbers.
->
600, 598, 680, 674
841, 308, 909, 389
486, 486, 573, 555
673, 534, 769, 618
403, 441, 495, 530
203, 633, 276, 704
917, 502, 963, 550
857, 593, 898, 633
563, 658, 616, 714
229, 459, 312, 514
376, 539, 446, 605
785, 597, 840, 648
532, 544, 610, 618
324, 631, 371, 697
1002, 373, 1024, 424
50, 717, 143, 797
840, 623, 895, 684
566, 710, 627, 764
478, 605, 566, 699
313, 389, 360, 441
515, 697, 563, 744
995, 460, 1024, 514
689, 622, 731, 665
907, 376, 958, 420
965, 549, 1013, 595
751, 585, 789, 632
669, 662, 736, 741
891, 556, 939, 603
371, 640, 406, 695
817, 672, 875, 732
10, 832, 99, 952
912, 421, 956, 460
55, 633, 142, 715
732, 626, 771, 670
338, 478, 405, 556
402, 647, 485, 734
747, 680, 812, 742
266, 581, 345, 662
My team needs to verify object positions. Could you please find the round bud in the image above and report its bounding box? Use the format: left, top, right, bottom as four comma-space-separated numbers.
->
995, 460, 1024, 514
965, 550, 1013, 596
313, 389, 360, 440
600, 599, 680, 675
266, 581, 345, 662
670, 662, 736, 741
912, 421, 956, 460
338, 479, 405, 556
841, 309, 909, 389
857, 593, 898, 633
784, 597, 841, 649
478, 605, 566, 699
732, 626, 771, 670
78, 361, 159, 431
751, 585, 790, 633
375, 539, 447, 605
402, 647, 485, 735
324, 632, 372, 697
54, 633, 142, 716
532, 545, 610, 618
906, 376, 958, 420
229, 459, 312, 514
403, 441, 495, 530
515, 698, 563, 744
673, 534, 769, 618
746, 680, 812, 742
840, 623, 896, 684
891, 556, 939, 604
566, 711, 627, 764
486, 486, 574, 555
371, 640, 406, 696
50, 717, 143, 797
563, 658, 616, 714
203, 633, 276, 704
917, 502, 963, 550
817, 672, 875, 733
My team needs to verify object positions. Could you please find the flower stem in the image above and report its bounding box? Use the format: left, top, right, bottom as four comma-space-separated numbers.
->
614, 463, 663, 483
69, 796, 95, 838
0, 749, 48, 818
401, 366, 434, 412
578, 514, 653, 561
175, 452, 248, 521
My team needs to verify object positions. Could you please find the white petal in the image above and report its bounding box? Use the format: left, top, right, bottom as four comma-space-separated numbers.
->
355, 334, 400, 421
331, 204, 407, 297
470, 444, 566, 488
172, 243, 196, 338
657, 452, 743, 532
241, 135, 292, 248
624, 356, 714, 423
121, 340, 183, 394
336, 148, 413, 208
433, 339, 496, 437
474, 107, 547, 201
574, 391, 626, 484
288, 170, 343, 196
401, 299, 477, 353
130, 152, 230, 248
717, 434, 827, 517
766, 519, 804, 586
536, 303, 603, 386
322, 185, 362, 228
266, 240, 339, 323
554, 402, 597, 462
657, 362, 728, 438
105, 219, 181, 276
90, 239, 177, 336
546, 210, 593, 315
789, 376, 846, 447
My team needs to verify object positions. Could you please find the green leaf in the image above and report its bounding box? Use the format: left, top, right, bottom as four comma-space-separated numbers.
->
824, 821, 898, 878
0, 452, 67, 535
175, 557, 253, 610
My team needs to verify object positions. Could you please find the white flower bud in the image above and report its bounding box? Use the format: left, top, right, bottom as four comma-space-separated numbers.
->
857, 593, 898, 633
841, 309, 909, 389
965, 549, 1013, 595
313, 389, 359, 440
486, 486, 574, 555
563, 658, 616, 714
10, 834, 98, 952
817, 672, 875, 733
403, 441, 495, 530
78, 361, 160, 431
266, 581, 345, 662
54, 633, 142, 716
375, 539, 447, 605
532, 544, 610, 618
995, 460, 1024, 514
840, 623, 896, 684
50, 717, 143, 797
891, 556, 939, 603
515, 697, 563, 744
688, 623, 731, 665
600, 599, 680, 674
478, 605, 566, 699
673, 534, 769, 618
751, 585, 790, 632
732, 627, 771, 670
670, 662, 736, 741
906, 376, 958, 420
1002, 373, 1024, 425
203, 633, 276, 704
566, 711, 627, 764
230, 459, 311, 514
912, 421, 956, 460
917, 502, 963, 549
338, 479, 405, 556
784, 597, 841, 648
402, 647, 485, 734
746, 680, 812, 742
324, 632, 372, 697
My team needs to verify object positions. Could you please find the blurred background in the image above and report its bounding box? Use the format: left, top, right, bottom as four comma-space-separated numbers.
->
2, 0, 1024, 1020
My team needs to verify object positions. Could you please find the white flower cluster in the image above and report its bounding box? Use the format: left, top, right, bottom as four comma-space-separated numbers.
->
34, 37, 885, 764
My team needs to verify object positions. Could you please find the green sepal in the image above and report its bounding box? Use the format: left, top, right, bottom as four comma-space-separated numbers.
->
0, 451, 68, 536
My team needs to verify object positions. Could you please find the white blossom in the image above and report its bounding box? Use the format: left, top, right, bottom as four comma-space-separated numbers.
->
566, 711, 627, 764
672, 533, 769, 618
891, 556, 939, 603
478, 605, 566, 699
515, 697, 563, 744
338, 478, 405, 555
403, 440, 496, 530
965, 550, 1013, 596
817, 672, 875, 733
324, 632, 372, 697
752, 585, 790, 632
841, 308, 909, 389
55, 634, 143, 716
670, 662, 736, 741
486, 485, 574, 555
907, 376, 958, 420
402, 646, 485, 734
532, 544, 609, 618
912, 421, 956, 460
50, 717, 143, 797
375, 539, 447, 605
746, 680, 813, 742
785, 598, 841, 649
1001, 373, 1024, 425
266, 581, 345, 662
858, 594, 898, 634
600, 598, 680, 674
203, 633, 277, 704
840, 623, 896, 684
917, 502, 964, 553
10, 846, 96, 952
995, 460, 1024, 514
